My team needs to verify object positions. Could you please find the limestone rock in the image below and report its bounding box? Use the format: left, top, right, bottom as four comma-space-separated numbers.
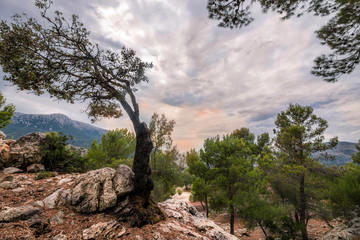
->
11, 187, 25, 192
113, 164, 135, 196
43, 188, 63, 209
50, 211, 64, 224
3, 139, 16, 146
82, 221, 120, 240
159, 199, 239, 240
3, 167, 23, 174
70, 168, 117, 213
0, 142, 10, 165
321, 218, 360, 240
27, 163, 45, 173
0, 205, 40, 222
0, 181, 20, 189
52, 234, 67, 240
0, 131, 6, 140
33, 201, 45, 208
7, 133, 46, 168
58, 177, 72, 185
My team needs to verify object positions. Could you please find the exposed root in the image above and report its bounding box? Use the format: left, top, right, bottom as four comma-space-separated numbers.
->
115, 195, 166, 228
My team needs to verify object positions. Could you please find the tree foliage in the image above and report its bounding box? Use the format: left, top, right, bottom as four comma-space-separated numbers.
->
207, 0, 360, 82
0, 91, 15, 129
273, 103, 338, 240
40, 131, 87, 172
0, 0, 157, 211
149, 112, 175, 168
86, 128, 135, 169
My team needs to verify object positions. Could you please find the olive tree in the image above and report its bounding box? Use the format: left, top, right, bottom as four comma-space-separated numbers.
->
0, 0, 163, 226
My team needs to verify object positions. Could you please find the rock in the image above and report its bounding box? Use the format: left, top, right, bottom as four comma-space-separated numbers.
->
52, 234, 67, 240
58, 177, 72, 185
50, 211, 64, 224
0, 131, 6, 140
321, 217, 360, 240
0, 181, 20, 189
27, 215, 51, 237
27, 163, 45, 173
3, 167, 23, 174
43, 188, 63, 209
159, 199, 239, 240
22, 181, 33, 185
16, 175, 28, 181
2, 175, 14, 182
0, 142, 10, 165
11, 187, 25, 192
70, 168, 117, 213
0, 205, 40, 222
82, 221, 120, 240
3, 139, 16, 146
7, 133, 46, 168
113, 164, 135, 196
159, 220, 210, 240
33, 201, 45, 208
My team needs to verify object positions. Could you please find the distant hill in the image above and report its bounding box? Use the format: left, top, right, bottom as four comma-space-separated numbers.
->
316, 141, 357, 166
2, 112, 108, 148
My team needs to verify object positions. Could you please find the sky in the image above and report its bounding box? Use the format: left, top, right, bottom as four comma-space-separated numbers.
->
0, 0, 359, 152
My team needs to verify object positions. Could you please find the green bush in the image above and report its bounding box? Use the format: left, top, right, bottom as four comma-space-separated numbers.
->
35, 171, 56, 180
177, 188, 183, 195
40, 132, 89, 172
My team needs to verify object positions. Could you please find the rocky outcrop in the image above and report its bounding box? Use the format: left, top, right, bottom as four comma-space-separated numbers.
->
5, 133, 46, 169
159, 199, 239, 240
0, 131, 6, 140
321, 218, 360, 240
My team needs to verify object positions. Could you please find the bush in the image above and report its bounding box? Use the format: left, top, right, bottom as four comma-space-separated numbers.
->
35, 171, 56, 180
177, 188, 183, 195
40, 132, 89, 172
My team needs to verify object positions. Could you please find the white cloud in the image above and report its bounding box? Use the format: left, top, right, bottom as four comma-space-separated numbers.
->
1, 0, 359, 151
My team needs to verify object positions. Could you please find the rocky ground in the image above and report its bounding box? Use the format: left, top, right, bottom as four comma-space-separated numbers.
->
0, 168, 240, 240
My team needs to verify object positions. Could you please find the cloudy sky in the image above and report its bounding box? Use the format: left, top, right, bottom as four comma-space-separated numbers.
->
1, 0, 359, 151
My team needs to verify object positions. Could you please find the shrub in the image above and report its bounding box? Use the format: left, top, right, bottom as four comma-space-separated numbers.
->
35, 171, 56, 180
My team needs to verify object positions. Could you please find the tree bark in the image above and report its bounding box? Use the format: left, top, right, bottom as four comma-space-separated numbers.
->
205, 194, 209, 218
132, 122, 154, 205
230, 204, 235, 235
299, 174, 308, 240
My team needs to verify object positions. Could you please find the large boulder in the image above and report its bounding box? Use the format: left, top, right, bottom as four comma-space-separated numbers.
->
69, 165, 135, 213
7, 133, 46, 169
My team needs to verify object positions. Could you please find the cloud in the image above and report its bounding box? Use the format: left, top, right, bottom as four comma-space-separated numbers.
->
1, 0, 359, 151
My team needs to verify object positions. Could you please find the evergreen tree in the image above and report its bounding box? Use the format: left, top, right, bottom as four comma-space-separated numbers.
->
273, 103, 338, 240
86, 128, 135, 169
0, 91, 15, 129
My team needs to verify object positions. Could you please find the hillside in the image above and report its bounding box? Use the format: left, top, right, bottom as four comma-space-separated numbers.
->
2, 112, 108, 148
317, 141, 357, 166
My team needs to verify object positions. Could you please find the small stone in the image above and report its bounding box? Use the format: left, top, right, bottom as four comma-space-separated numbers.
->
3, 167, 23, 174
2, 175, 14, 182
33, 201, 45, 208
58, 178, 72, 185
22, 181, 33, 185
0, 181, 20, 189
27, 163, 45, 173
50, 211, 64, 224
17, 175, 28, 181
52, 234, 67, 240
11, 187, 26, 192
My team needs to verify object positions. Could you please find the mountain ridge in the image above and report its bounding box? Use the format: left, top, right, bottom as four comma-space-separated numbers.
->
2, 112, 108, 148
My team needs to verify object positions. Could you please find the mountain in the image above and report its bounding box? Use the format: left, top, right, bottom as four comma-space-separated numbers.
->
2, 112, 108, 148
317, 141, 357, 166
